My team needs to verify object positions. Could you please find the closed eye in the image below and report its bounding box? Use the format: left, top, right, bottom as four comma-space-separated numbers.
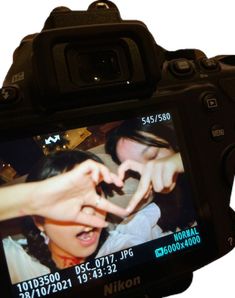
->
142, 147, 159, 161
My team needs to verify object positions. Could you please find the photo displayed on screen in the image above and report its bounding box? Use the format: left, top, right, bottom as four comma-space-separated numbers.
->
0, 111, 201, 293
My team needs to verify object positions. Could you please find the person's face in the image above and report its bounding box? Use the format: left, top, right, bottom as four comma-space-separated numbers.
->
38, 206, 106, 265
116, 132, 174, 163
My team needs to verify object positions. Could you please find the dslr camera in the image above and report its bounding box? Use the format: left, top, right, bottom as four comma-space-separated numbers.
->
0, 1, 235, 297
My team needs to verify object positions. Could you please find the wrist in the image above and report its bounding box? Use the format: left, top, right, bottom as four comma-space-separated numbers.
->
19, 182, 41, 217
0, 182, 38, 221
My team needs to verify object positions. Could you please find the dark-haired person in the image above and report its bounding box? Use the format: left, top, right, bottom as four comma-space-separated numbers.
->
2, 150, 126, 283
105, 119, 195, 233
0, 156, 127, 227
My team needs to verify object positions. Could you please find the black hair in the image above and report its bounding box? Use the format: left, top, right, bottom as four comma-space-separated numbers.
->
26, 150, 103, 181
105, 118, 178, 164
153, 176, 196, 232
105, 119, 195, 232
22, 149, 108, 271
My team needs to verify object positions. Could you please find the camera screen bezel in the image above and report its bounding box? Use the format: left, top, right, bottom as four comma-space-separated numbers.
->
0, 99, 220, 298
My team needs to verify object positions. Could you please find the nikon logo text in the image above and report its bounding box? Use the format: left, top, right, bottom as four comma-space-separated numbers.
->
104, 276, 141, 296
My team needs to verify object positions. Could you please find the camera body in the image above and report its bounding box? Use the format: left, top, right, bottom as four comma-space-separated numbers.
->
0, 1, 235, 297
0, 2, 161, 113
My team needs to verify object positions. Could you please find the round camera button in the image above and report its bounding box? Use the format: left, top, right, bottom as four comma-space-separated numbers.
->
170, 59, 194, 77
0, 87, 19, 104
200, 58, 219, 71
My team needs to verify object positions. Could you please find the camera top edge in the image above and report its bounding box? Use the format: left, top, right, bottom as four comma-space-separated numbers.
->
1, 1, 235, 119
0, 0, 165, 114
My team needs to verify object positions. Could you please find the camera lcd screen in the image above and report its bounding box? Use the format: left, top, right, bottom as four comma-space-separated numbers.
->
0, 110, 202, 298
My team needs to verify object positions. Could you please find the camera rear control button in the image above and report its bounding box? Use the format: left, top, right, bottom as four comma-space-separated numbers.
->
211, 124, 225, 141
203, 94, 219, 111
200, 58, 219, 71
170, 59, 194, 77
0, 87, 19, 103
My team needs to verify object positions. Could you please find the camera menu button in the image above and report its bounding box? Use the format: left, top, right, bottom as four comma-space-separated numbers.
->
211, 124, 225, 141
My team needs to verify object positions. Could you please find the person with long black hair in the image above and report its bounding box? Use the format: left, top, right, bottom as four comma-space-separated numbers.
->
0, 155, 127, 226
105, 118, 196, 233
2, 150, 125, 283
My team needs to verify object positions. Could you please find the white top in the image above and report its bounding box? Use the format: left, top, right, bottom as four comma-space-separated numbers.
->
3, 237, 50, 284
96, 203, 166, 257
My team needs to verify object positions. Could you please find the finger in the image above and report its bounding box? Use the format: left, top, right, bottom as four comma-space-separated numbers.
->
161, 182, 176, 194
90, 166, 100, 184
94, 162, 124, 186
79, 160, 113, 184
96, 163, 114, 184
91, 162, 113, 184
143, 184, 153, 199
88, 194, 129, 218
152, 163, 164, 192
126, 167, 152, 213
118, 160, 144, 180
151, 163, 159, 191
109, 173, 124, 187
169, 182, 176, 192
82, 206, 95, 216
162, 165, 175, 189
74, 212, 108, 228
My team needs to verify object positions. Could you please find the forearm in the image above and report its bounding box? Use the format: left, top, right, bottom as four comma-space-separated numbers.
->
0, 183, 36, 221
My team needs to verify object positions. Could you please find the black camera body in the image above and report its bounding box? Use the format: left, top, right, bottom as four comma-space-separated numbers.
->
0, 1, 235, 298
0, 2, 161, 113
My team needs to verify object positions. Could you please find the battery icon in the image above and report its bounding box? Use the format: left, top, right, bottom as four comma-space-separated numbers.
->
155, 247, 164, 258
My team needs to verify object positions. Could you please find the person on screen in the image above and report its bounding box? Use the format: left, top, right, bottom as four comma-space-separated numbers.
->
105, 118, 196, 233
2, 150, 124, 284
0, 157, 127, 226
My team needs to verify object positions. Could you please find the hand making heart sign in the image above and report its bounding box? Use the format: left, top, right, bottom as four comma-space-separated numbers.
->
0, 153, 183, 227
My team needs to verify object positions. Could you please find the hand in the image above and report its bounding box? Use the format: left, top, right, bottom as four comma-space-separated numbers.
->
26, 159, 128, 227
118, 153, 184, 213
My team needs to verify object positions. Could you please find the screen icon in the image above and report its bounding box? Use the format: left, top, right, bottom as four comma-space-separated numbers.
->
155, 247, 164, 258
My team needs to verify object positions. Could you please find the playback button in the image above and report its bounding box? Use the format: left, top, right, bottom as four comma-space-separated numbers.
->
203, 94, 219, 111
